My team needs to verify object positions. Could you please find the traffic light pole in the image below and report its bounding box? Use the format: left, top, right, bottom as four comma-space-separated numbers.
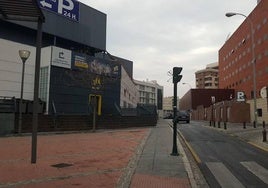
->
171, 81, 179, 156
171, 67, 182, 156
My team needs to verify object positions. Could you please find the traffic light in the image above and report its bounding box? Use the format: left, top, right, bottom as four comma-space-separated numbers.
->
173, 67, 182, 83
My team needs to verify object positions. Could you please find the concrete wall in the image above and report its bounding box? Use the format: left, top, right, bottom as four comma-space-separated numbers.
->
247, 98, 268, 123
0, 39, 36, 100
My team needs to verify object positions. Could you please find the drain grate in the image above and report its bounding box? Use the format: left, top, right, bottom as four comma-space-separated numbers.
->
51, 163, 73, 168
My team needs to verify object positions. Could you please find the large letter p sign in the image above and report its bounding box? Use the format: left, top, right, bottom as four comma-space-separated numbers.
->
58, 0, 74, 14
237, 91, 245, 102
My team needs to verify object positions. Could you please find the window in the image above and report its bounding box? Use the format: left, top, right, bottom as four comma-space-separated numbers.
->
251, 90, 254, 99
263, 18, 267, 25
257, 109, 262, 117
264, 34, 268, 41
257, 24, 261, 30
39, 66, 49, 102
265, 50, 268, 56
139, 85, 145, 90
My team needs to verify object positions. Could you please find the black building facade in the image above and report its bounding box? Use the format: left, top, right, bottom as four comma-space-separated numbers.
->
1, 1, 130, 116
46, 50, 122, 115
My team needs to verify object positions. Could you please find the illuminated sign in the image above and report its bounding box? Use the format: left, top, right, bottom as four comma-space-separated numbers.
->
74, 55, 88, 69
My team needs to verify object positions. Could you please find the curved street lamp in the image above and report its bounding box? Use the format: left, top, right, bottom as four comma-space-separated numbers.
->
225, 12, 257, 125
182, 82, 192, 89
18, 50, 31, 134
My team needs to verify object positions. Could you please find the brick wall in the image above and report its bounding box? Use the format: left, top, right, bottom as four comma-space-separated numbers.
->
191, 100, 250, 123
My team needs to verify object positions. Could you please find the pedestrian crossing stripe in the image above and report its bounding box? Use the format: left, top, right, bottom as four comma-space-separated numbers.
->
206, 161, 268, 188
206, 162, 245, 188
240, 161, 268, 184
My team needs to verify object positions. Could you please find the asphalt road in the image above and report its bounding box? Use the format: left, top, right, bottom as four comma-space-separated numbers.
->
178, 121, 268, 188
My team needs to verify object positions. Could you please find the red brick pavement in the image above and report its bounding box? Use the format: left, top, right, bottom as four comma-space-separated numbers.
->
0, 129, 149, 188
131, 174, 191, 188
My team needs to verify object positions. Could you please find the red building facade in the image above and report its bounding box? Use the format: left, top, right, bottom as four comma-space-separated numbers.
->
219, 0, 268, 100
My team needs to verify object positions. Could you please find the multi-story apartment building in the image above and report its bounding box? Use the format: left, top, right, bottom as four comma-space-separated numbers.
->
195, 62, 219, 89
134, 79, 163, 116
219, 0, 268, 123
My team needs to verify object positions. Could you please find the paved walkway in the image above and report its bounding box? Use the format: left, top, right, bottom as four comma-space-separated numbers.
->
0, 120, 192, 188
130, 119, 191, 188
0, 129, 149, 188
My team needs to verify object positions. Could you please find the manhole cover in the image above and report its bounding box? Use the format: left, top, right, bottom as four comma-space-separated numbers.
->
51, 163, 73, 168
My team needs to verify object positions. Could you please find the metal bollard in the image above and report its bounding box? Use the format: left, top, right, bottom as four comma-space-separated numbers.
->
209, 121, 211, 126
218, 122, 221, 128
263, 121, 266, 128
253, 121, 256, 128
263, 128, 267, 142
224, 122, 227, 130
213, 121, 216, 127
243, 122, 246, 129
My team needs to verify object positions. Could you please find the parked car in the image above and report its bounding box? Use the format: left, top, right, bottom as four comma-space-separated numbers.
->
163, 113, 173, 119
174, 110, 190, 123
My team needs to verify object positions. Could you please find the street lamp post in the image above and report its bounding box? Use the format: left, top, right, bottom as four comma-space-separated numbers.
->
225, 12, 257, 125
182, 82, 192, 89
18, 50, 31, 134
211, 96, 215, 127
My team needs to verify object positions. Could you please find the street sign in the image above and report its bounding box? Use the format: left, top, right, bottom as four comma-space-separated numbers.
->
237, 91, 245, 102
260, 86, 267, 98
38, 0, 80, 22
51, 46, 72, 69
211, 96, 215, 104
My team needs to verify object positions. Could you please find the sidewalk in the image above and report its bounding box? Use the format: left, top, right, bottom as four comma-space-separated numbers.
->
130, 119, 191, 188
202, 121, 268, 151
0, 120, 192, 188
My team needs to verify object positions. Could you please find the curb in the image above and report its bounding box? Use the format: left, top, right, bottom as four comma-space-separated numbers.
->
116, 128, 152, 188
247, 141, 268, 152
168, 123, 198, 188
168, 121, 201, 164
177, 130, 201, 164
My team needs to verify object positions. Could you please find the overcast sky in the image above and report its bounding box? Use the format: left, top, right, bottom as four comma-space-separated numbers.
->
80, 0, 257, 97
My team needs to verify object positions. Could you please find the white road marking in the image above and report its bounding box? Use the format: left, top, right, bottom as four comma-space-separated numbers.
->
241, 161, 268, 184
206, 162, 245, 188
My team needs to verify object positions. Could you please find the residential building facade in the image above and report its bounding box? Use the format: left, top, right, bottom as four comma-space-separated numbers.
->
195, 62, 219, 89
134, 80, 163, 116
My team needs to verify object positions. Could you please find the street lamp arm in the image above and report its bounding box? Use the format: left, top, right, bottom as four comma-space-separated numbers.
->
182, 82, 192, 89
225, 12, 247, 18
